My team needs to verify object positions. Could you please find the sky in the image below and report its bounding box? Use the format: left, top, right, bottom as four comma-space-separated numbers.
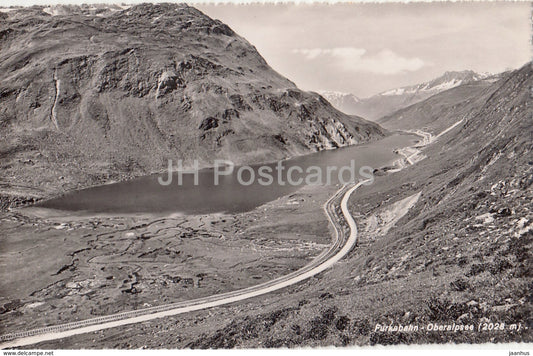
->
2, 1, 531, 97
196, 2, 531, 97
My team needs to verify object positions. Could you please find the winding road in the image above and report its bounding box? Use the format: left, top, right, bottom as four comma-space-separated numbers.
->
0, 179, 369, 349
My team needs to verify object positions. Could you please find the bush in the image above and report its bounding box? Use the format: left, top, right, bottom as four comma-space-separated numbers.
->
450, 277, 470, 292
466, 263, 488, 276
335, 315, 350, 331
426, 297, 469, 321
489, 258, 513, 275
352, 318, 372, 336
306, 307, 337, 340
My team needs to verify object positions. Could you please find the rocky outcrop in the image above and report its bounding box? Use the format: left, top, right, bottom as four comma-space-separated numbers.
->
0, 4, 384, 198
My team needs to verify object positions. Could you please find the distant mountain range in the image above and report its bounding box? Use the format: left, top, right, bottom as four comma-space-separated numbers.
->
320, 70, 502, 121
318, 90, 361, 109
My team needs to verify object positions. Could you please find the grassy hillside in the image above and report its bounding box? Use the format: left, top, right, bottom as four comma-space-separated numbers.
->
178, 63, 532, 347
378, 80, 499, 134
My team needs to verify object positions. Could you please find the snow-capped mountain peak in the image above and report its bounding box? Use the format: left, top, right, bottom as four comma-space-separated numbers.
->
380, 70, 493, 97
317, 69, 498, 120
319, 91, 360, 103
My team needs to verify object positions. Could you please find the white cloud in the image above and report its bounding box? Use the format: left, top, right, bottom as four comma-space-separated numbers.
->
292, 47, 425, 74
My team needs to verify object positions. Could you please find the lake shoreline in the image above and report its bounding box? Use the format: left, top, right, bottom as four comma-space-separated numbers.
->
28, 133, 418, 217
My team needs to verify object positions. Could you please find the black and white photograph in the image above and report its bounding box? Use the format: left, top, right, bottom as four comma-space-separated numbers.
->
0, 0, 531, 352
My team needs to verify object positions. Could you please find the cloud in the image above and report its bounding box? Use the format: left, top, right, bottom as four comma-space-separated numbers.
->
292, 47, 425, 74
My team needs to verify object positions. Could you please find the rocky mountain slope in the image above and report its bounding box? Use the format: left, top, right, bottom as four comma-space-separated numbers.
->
178, 63, 532, 347
0, 4, 384, 205
323, 70, 499, 121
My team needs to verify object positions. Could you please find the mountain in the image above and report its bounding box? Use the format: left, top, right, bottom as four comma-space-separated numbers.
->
377, 79, 495, 133
323, 70, 499, 121
0, 4, 384, 205
184, 63, 532, 348
318, 91, 360, 114
380, 70, 492, 96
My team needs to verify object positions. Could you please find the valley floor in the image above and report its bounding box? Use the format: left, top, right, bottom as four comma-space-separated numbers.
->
1, 120, 531, 348
0, 182, 338, 341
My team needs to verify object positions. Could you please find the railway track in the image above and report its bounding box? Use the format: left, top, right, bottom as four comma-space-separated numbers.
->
1, 180, 367, 348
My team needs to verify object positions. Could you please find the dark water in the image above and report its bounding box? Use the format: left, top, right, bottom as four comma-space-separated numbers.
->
37, 133, 419, 215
